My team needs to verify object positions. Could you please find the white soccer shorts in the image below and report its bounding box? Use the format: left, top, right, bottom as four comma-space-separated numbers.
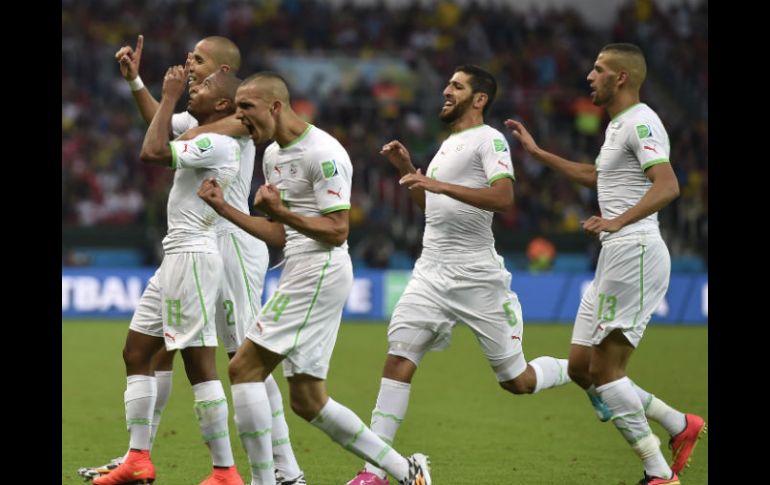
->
571, 231, 671, 348
157, 252, 223, 350
388, 249, 528, 382
245, 250, 352, 379
216, 231, 269, 353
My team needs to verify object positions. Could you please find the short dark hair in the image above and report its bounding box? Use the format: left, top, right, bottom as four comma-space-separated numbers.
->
241, 71, 292, 104
599, 43, 647, 87
454, 65, 497, 115
242, 71, 289, 88
600, 42, 644, 58
201, 36, 242, 71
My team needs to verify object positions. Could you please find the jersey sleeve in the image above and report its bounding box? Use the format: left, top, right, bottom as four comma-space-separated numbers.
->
309, 151, 352, 214
479, 133, 515, 184
171, 111, 198, 138
628, 119, 670, 171
169, 133, 233, 170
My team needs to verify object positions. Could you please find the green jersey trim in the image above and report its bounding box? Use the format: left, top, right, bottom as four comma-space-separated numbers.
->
320, 204, 351, 214
641, 158, 670, 171
488, 172, 515, 184
279, 124, 313, 149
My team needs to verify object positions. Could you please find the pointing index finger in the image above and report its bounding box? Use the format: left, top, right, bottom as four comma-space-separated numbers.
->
135, 35, 144, 56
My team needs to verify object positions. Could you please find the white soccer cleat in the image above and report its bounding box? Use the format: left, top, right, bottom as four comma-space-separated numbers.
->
399, 453, 431, 485
77, 456, 124, 481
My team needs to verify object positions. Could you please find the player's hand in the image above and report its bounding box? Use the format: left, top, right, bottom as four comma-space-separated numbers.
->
254, 184, 283, 217
115, 35, 144, 81
380, 140, 414, 173
252, 184, 265, 208
582, 215, 623, 236
504, 119, 540, 155
185, 52, 195, 86
161, 64, 190, 102
399, 169, 445, 194
198, 178, 226, 213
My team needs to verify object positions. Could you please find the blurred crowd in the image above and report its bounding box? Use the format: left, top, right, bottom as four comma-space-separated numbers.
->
62, 0, 707, 267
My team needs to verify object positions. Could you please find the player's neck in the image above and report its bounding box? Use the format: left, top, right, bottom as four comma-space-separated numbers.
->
607, 91, 641, 120
449, 113, 484, 134
275, 112, 310, 148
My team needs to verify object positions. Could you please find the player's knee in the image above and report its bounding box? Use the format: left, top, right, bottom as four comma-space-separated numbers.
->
382, 354, 417, 382
499, 378, 534, 395
122, 345, 150, 372
289, 393, 322, 421
228, 356, 248, 384
568, 362, 592, 388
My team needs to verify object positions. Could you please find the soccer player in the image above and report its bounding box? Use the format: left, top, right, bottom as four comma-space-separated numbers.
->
346, 65, 571, 485
91, 66, 244, 485
197, 72, 432, 485
505, 43, 706, 485
80, 36, 306, 485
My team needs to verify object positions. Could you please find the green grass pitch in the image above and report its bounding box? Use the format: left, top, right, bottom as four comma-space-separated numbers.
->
62, 321, 707, 484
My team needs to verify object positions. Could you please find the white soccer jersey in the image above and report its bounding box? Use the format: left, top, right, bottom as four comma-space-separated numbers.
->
596, 103, 671, 241
422, 124, 514, 254
262, 125, 352, 256
171, 112, 256, 236
171, 111, 197, 138
163, 133, 240, 253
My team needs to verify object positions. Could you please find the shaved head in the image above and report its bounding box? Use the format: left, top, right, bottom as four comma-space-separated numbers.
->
200, 36, 241, 71
241, 72, 291, 106
599, 43, 647, 90
209, 71, 242, 107
187, 71, 242, 122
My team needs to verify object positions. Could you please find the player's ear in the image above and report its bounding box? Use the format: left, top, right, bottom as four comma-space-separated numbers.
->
617, 71, 628, 87
220, 65, 230, 73
474, 92, 488, 110
215, 98, 231, 112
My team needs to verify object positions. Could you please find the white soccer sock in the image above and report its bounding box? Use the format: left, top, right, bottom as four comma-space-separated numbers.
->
265, 375, 302, 480
125, 375, 157, 451
311, 397, 409, 481
597, 377, 672, 479
192, 380, 235, 467
232, 382, 275, 485
364, 378, 411, 478
529, 357, 571, 393
149, 370, 173, 450
632, 381, 687, 437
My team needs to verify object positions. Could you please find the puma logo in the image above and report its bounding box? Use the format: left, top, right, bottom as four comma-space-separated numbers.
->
327, 187, 342, 199
182, 144, 189, 153
164, 332, 176, 342
273, 166, 282, 176
643, 145, 658, 153
511, 335, 520, 341
497, 160, 510, 169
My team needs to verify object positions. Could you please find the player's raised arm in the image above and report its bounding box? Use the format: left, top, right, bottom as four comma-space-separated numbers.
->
505, 118, 597, 188
140, 65, 188, 165
115, 35, 160, 125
